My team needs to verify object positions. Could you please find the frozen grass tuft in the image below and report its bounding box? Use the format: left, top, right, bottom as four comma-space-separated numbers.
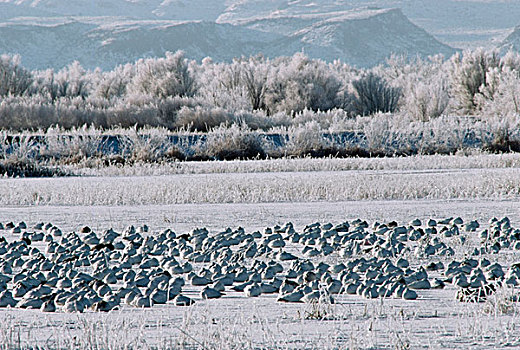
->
193, 124, 266, 160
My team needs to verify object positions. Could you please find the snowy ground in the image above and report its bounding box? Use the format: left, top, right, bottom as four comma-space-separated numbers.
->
2, 199, 520, 235
1, 156, 520, 349
2, 281, 519, 349
2, 201, 520, 349
1, 199, 520, 349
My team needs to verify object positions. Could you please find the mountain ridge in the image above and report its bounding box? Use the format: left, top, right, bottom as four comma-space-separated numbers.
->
499, 25, 520, 53
0, 6, 459, 70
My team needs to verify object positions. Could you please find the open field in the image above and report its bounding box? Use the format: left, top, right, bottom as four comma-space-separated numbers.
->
1, 280, 519, 349
1, 154, 520, 349
3, 199, 520, 237
2, 200, 520, 349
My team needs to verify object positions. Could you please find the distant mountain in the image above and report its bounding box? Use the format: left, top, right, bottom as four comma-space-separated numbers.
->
0, 8, 455, 70
0, 19, 97, 69
89, 21, 282, 68
0, 2, 56, 19
217, 0, 520, 50
0, 19, 282, 70
1, 0, 518, 50
236, 8, 456, 67
499, 26, 520, 53
0, 0, 225, 20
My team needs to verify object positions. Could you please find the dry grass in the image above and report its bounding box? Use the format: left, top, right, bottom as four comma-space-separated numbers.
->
73, 152, 520, 177
1, 167, 519, 206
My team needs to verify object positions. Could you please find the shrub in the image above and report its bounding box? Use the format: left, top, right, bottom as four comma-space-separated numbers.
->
0, 95, 58, 130
482, 115, 520, 153
0, 132, 66, 176
175, 106, 235, 132
377, 54, 452, 121
197, 55, 271, 113
3, 50, 520, 136
31, 61, 92, 100
155, 96, 202, 127
351, 73, 401, 116
197, 59, 253, 112
195, 124, 266, 160
119, 130, 170, 163
38, 125, 103, 164
240, 55, 270, 111
278, 121, 337, 157
404, 78, 450, 121
477, 67, 520, 117
94, 64, 135, 100
174, 105, 287, 132
0, 158, 66, 177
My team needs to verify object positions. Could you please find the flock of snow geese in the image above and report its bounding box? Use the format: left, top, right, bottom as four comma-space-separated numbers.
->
0, 216, 519, 313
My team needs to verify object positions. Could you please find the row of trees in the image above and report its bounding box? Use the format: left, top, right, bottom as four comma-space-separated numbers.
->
0, 51, 402, 117
1, 49, 520, 130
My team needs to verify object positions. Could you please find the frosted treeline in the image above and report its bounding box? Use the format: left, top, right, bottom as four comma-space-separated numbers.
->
1, 49, 520, 131
1, 49, 520, 171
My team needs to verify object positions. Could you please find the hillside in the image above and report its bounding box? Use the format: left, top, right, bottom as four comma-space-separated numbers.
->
0, 0, 225, 20
241, 8, 455, 67
1, 0, 518, 50
217, 0, 520, 50
0, 8, 455, 70
0, 18, 282, 70
499, 26, 520, 53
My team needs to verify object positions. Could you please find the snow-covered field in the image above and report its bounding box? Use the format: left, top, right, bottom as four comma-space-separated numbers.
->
1, 155, 520, 349
2, 200, 520, 349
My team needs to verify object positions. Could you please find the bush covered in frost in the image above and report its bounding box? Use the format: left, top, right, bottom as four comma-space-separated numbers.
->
0, 49, 520, 132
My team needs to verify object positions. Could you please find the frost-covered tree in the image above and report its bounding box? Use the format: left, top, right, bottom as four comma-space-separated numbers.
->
405, 78, 450, 121
500, 50, 520, 72
197, 58, 251, 111
478, 66, 520, 116
31, 69, 57, 99
127, 51, 197, 99
385, 55, 451, 121
5, 49, 520, 132
197, 55, 270, 112
451, 48, 501, 113
32, 61, 91, 100
94, 63, 135, 100
0, 54, 32, 97
55, 61, 90, 99
239, 55, 270, 111
264, 53, 343, 114
450, 49, 520, 116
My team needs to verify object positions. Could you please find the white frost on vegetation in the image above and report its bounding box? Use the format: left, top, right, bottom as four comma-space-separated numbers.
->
2, 166, 519, 206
